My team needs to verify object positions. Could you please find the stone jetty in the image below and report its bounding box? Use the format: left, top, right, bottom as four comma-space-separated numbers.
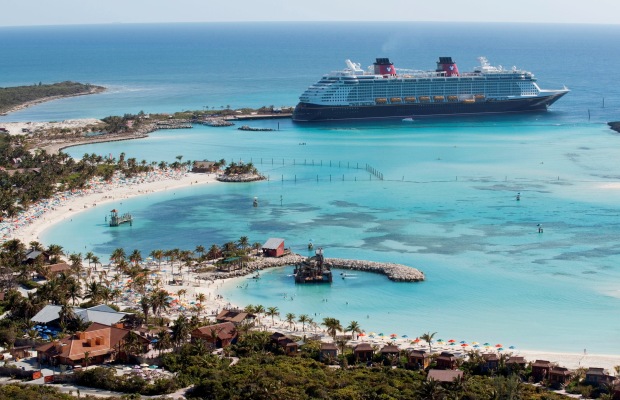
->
209, 253, 424, 282
324, 258, 424, 282
216, 173, 266, 183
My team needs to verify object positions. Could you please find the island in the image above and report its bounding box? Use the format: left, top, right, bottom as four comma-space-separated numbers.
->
0, 81, 106, 115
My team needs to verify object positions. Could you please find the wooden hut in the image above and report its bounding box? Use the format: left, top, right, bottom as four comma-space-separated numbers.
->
407, 349, 430, 370
380, 344, 400, 362
482, 353, 499, 372
549, 366, 571, 386
191, 322, 238, 348
320, 342, 338, 362
354, 343, 374, 362
262, 238, 285, 257
585, 368, 615, 387
531, 360, 553, 382
435, 352, 457, 370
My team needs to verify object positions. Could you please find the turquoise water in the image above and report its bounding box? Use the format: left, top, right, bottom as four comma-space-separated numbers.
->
48, 120, 620, 353
3, 22, 620, 353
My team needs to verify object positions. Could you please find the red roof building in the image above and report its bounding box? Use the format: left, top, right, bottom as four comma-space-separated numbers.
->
36, 322, 149, 367
191, 322, 238, 348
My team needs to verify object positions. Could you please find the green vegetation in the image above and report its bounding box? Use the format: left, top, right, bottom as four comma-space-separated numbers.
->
0, 81, 104, 114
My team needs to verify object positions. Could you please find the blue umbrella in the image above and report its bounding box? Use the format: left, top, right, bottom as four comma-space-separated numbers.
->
509, 345, 515, 349
402, 335, 408, 338
151, 339, 159, 343
460, 341, 466, 344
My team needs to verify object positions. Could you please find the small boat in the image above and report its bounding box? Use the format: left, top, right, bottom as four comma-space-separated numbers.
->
375, 98, 387, 104
390, 97, 402, 103
402, 117, 415, 122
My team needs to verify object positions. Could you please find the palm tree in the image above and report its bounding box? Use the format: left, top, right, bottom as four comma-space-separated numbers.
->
129, 249, 142, 267
154, 330, 172, 355
322, 317, 343, 340
110, 248, 126, 265
266, 306, 279, 326
346, 321, 362, 340
195, 245, 206, 261
298, 314, 310, 332
238, 236, 249, 253
253, 304, 265, 324
207, 244, 221, 260
285, 312, 296, 330
252, 242, 262, 256
171, 315, 191, 347
67, 279, 82, 305
420, 331, 437, 353
84, 251, 94, 269
150, 249, 164, 270
90, 255, 101, 271
195, 293, 206, 316
140, 296, 151, 325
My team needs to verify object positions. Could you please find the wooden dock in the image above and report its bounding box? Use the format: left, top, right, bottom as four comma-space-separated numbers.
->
109, 209, 132, 227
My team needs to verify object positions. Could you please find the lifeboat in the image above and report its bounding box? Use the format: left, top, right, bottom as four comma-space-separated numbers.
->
462, 99, 476, 104
474, 94, 485, 100
375, 98, 387, 104
447, 95, 458, 101
404, 97, 416, 103
433, 96, 445, 102
419, 96, 431, 102
390, 97, 402, 103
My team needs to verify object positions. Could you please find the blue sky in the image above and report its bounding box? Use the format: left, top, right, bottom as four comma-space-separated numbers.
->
1, 0, 619, 26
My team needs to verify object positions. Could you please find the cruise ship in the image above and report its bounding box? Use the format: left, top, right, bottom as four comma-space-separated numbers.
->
292, 57, 569, 122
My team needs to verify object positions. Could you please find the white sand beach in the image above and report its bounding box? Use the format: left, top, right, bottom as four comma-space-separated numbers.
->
1, 167, 218, 245
0, 119, 104, 136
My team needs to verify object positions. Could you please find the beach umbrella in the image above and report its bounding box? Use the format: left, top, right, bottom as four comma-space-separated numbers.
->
401, 335, 408, 338
450, 342, 456, 346
358, 332, 365, 337
498, 348, 504, 351
495, 344, 503, 348
461, 343, 468, 347
472, 341, 479, 345
509, 345, 515, 349
448, 339, 456, 343
437, 339, 444, 342
149, 365, 158, 369
369, 335, 375, 338
473, 344, 480, 348
378, 333, 384, 337
390, 333, 397, 338
140, 363, 149, 367
413, 338, 420, 343
483, 342, 490, 346
460, 340, 466, 344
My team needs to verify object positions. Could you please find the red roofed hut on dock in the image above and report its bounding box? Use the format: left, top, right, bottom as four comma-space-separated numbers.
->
262, 238, 285, 257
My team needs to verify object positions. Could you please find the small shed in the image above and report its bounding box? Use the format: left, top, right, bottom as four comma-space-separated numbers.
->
436, 352, 457, 370
585, 367, 615, 387
506, 356, 527, 372
354, 343, 374, 362
531, 360, 552, 382
320, 342, 338, 362
380, 344, 400, 362
262, 238, 285, 257
407, 349, 430, 370
549, 366, 571, 386
482, 353, 499, 371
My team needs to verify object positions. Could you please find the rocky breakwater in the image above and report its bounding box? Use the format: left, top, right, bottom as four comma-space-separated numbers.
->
213, 254, 305, 279
216, 173, 266, 182
324, 258, 425, 282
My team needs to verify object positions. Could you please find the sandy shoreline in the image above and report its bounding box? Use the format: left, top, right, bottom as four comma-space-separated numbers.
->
0, 87, 105, 116
1, 167, 219, 245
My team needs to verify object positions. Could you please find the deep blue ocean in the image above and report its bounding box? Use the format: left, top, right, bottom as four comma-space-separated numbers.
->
3, 22, 620, 353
